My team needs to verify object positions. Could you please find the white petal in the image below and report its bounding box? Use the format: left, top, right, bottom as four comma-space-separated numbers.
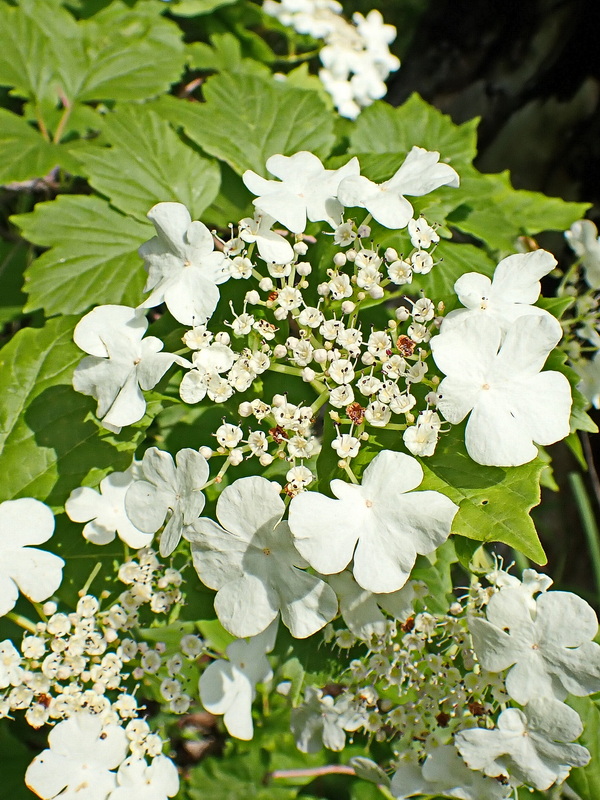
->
214, 574, 279, 638
388, 146, 459, 195
6, 548, 64, 604
163, 269, 220, 326
147, 202, 192, 257
0, 498, 55, 547
492, 250, 557, 304
276, 567, 338, 638
73, 305, 147, 358
215, 477, 285, 543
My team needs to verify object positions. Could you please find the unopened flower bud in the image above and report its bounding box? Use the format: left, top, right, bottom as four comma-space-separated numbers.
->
215, 331, 230, 345
346, 248, 357, 262
395, 306, 410, 322
273, 344, 287, 359
357, 224, 371, 238
294, 241, 308, 255
369, 285, 384, 299
341, 300, 355, 314
259, 453, 274, 466
385, 247, 398, 262
313, 348, 328, 364
302, 367, 316, 382
245, 290, 260, 305
229, 448, 244, 466
333, 252, 347, 267
238, 402, 252, 417
317, 282, 330, 296
361, 351, 375, 365
199, 446, 213, 459
259, 277, 273, 291
296, 261, 312, 276
274, 307, 288, 320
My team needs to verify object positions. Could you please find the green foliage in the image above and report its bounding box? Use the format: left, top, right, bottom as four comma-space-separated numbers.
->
568, 695, 600, 800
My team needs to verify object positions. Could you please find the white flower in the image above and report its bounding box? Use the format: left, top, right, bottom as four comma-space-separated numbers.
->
238, 211, 294, 264
431, 314, 572, 466
328, 571, 415, 640
468, 585, 600, 704
565, 219, 600, 287
199, 622, 277, 740
291, 687, 366, 753
407, 217, 439, 249
455, 697, 590, 791
73, 305, 188, 433
66, 466, 152, 549
575, 350, 600, 409
0, 499, 64, 617
25, 712, 128, 800
442, 250, 560, 334
288, 450, 458, 593
186, 476, 337, 638
337, 146, 459, 229
391, 745, 511, 800
108, 755, 179, 800
242, 151, 360, 233
138, 202, 229, 326
0, 640, 23, 688
125, 447, 209, 557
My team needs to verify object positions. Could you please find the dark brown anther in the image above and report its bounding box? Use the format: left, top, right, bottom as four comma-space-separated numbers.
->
346, 402, 365, 424
435, 711, 451, 727
468, 701, 486, 716
401, 616, 415, 632
269, 425, 289, 443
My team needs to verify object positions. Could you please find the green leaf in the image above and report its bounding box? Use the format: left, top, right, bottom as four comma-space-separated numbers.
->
418, 426, 547, 563
165, 0, 239, 16
0, 109, 80, 183
449, 169, 590, 254
12, 195, 151, 316
568, 695, 600, 800
0, 240, 29, 326
349, 94, 479, 171
0, 721, 36, 799
154, 72, 336, 176
187, 32, 269, 75
0, 317, 143, 506
74, 106, 221, 222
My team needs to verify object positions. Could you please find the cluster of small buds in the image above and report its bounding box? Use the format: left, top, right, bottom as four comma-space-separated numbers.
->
118, 548, 184, 620
177, 214, 450, 491
310, 588, 509, 761
262, 1, 400, 120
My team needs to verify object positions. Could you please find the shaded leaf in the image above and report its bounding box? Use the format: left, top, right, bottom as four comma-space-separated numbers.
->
0, 109, 79, 183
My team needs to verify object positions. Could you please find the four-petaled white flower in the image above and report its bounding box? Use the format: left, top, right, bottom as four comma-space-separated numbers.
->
243, 152, 360, 233
125, 447, 209, 557
337, 146, 459, 229
288, 450, 458, 594
65, 464, 153, 549
442, 250, 561, 335
455, 697, 590, 791
138, 202, 230, 326
328, 571, 416, 640
291, 687, 366, 753
431, 314, 572, 466
469, 585, 600, 704
25, 712, 128, 800
0, 499, 64, 617
108, 755, 179, 800
185, 476, 338, 638
199, 621, 277, 740
238, 211, 295, 264
391, 745, 512, 800
73, 305, 189, 433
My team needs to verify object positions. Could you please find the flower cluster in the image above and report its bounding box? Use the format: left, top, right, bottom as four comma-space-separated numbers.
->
263, 1, 400, 118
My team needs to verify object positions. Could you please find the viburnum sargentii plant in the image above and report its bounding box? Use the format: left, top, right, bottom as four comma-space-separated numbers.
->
2, 1, 600, 799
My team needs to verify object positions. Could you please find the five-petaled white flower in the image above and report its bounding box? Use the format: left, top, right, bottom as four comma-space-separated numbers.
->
65, 464, 153, 549
72, 305, 189, 433
337, 146, 459, 229
243, 151, 360, 233
431, 314, 572, 466
288, 450, 458, 594
455, 697, 590, 791
291, 687, 366, 753
107, 755, 179, 800
0, 498, 64, 617
391, 744, 512, 800
185, 476, 338, 638
25, 712, 128, 800
469, 585, 600, 704
442, 250, 561, 335
125, 447, 209, 557
138, 202, 230, 326
199, 621, 277, 740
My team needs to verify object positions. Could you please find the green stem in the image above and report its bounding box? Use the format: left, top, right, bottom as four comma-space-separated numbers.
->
310, 389, 330, 415
80, 562, 103, 597
569, 471, 600, 603
268, 363, 306, 378
6, 612, 37, 633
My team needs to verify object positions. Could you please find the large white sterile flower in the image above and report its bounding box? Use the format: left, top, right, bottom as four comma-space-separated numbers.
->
242, 151, 360, 233
565, 219, 600, 288
328, 571, 416, 640
25, 713, 128, 800
469, 586, 600, 704
138, 202, 230, 326
125, 447, 209, 557
108, 756, 179, 800
288, 450, 458, 594
199, 621, 277, 740
442, 250, 561, 334
337, 146, 459, 229
0, 499, 64, 617
73, 305, 189, 433
455, 697, 590, 791
66, 465, 152, 549
431, 314, 572, 466
391, 745, 511, 800
238, 211, 294, 264
186, 476, 338, 638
